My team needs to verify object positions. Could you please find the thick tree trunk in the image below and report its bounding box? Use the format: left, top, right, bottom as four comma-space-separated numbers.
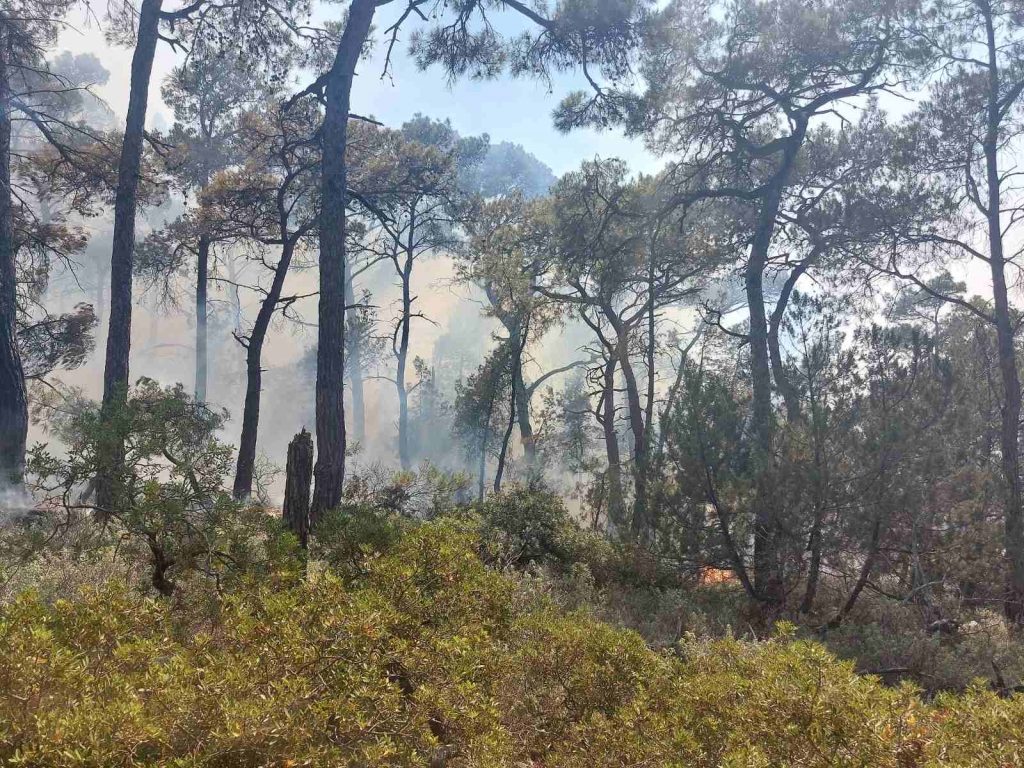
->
982, 14, 1024, 623
233, 241, 295, 500
601, 355, 625, 525
344, 260, 365, 443
747, 243, 783, 606
283, 428, 313, 548
194, 234, 210, 403
97, 0, 162, 513
312, 0, 376, 519
0, 33, 27, 487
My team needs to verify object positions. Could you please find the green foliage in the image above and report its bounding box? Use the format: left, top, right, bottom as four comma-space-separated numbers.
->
24, 380, 293, 597
477, 486, 574, 566
312, 503, 407, 577
2, 521, 1024, 766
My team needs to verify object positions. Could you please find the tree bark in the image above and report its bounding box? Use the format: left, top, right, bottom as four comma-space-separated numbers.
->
194, 234, 210, 403
600, 355, 625, 525
644, 257, 657, 529
312, 0, 375, 520
605, 311, 650, 543
0, 30, 27, 486
767, 259, 811, 424
495, 321, 527, 493
514, 370, 535, 464
233, 241, 295, 500
395, 224, 414, 471
494, 376, 517, 494
490, 297, 537, 467
283, 428, 313, 548
981, 9, 1024, 623
747, 127, 805, 608
97, 0, 162, 513
344, 259, 365, 443
800, 390, 828, 614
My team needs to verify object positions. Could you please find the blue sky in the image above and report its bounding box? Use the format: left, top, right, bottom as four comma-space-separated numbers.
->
61, 2, 661, 179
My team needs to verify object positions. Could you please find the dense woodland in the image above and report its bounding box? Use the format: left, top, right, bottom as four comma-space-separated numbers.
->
6, 0, 1024, 764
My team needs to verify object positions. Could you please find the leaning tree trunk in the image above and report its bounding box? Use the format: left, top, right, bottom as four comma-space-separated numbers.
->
768, 260, 811, 425
194, 233, 210, 403
0, 32, 27, 487
311, 0, 376, 520
233, 241, 295, 500
97, 0, 162, 513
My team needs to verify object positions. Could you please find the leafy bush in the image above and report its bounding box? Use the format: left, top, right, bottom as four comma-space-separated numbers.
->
477, 485, 575, 566
22, 380, 296, 599
2, 520, 1024, 767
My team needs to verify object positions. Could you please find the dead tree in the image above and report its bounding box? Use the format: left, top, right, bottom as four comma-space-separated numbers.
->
282, 428, 314, 548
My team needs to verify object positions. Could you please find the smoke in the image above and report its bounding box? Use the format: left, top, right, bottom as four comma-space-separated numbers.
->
0, 482, 35, 524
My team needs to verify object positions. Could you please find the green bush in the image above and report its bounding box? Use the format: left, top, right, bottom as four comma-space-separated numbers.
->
2, 520, 1024, 767
477, 485, 576, 566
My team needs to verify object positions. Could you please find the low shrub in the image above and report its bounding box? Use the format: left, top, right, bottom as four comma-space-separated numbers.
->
2, 520, 1023, 766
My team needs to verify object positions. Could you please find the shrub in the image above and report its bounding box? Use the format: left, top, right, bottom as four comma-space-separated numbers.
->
2, 520, 1024, 766
477, 485, 575, 566
24, 380, 294, 599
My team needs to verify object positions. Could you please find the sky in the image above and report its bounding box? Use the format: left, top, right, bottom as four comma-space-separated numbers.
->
58, 2, 661, 178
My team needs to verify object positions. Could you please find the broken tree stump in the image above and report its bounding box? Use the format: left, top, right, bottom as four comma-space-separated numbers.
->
282, 428, 314, 548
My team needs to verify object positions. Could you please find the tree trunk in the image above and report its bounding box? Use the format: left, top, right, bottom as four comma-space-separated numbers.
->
645, 259, 657, 529
494, 378, 516, 494
601, 355, 625, 525
828, 512, 883, 629
747, 242, 783, 606
283, 428, 314, 548
800, 401, 827, 614
514, 370, 535, 464
312, 0, 376, 520
344, 260, 365, 443
233, 241, 295, 500
606, 314, 649, 543
97, 0, 162, 513
495, 323, 527, 493
395, 246, 413, 471
491, 301, 537, 467
768, 260, 810, 424
982, 12, 1024, 623
747, 129, 805, 608
0, 32, 27, 487
195, 234, 210, 403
